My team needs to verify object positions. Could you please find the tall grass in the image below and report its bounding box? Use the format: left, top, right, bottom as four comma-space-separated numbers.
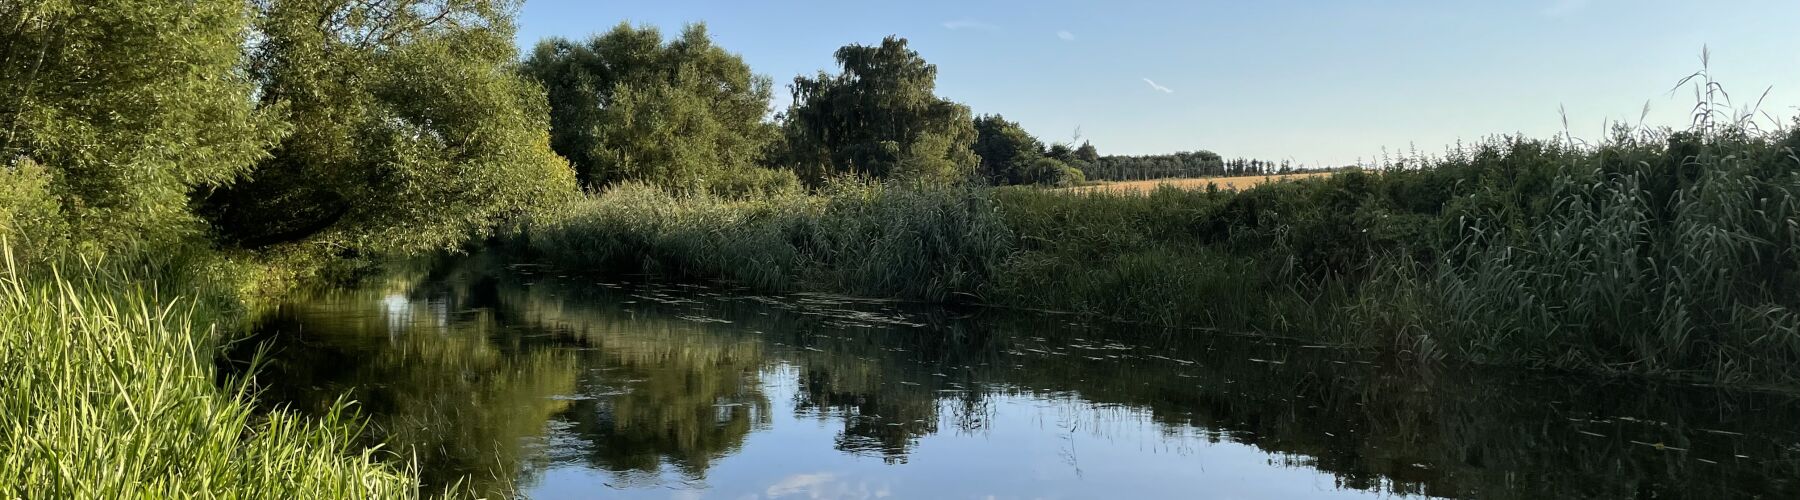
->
514, 123, 1800, 386
0, 246, 419, 498
1430, 130, 1800, 382
526, 180, 1012, 302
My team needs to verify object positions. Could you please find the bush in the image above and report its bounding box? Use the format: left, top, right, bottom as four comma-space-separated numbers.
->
0, 160, 68, 262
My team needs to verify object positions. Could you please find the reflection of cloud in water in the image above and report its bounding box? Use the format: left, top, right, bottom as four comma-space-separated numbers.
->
764, 472, 891, 499
381, 293, 410, 334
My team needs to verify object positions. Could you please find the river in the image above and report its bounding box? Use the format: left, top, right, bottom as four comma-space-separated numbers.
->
224, 255, 1800, 498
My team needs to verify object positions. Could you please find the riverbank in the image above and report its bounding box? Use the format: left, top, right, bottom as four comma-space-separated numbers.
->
515, 131, 1800, 388
0, 246, 420, 497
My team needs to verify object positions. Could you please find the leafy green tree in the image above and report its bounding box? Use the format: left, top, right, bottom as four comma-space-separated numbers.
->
522, 23, 780, 193
199, 0, 574, 253
781, 36, 977, 184
971, 115, 1046, 185
0, 0, 285, 254
1025, 157, 1082, 186
1075, 141, 1100, 163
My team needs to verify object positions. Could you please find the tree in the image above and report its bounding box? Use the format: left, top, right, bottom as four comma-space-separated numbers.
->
971, 115, 1045, 185
521, 23, 780, 192
198, 0, 574, 254
0, 0, 285, 254
781, 36, 977, 185
1075, 141, 1100, 163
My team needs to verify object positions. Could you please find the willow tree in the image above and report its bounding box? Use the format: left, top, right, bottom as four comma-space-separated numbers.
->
0, 0, 285, 255
522, 23, 779, 193
198, 0, 574, 254
781, 36, 977, 185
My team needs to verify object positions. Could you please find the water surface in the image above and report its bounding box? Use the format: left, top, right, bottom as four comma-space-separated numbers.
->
229, 256, 1800, 498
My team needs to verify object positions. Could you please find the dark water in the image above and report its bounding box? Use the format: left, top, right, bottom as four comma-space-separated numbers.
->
228, 256, 1800, 499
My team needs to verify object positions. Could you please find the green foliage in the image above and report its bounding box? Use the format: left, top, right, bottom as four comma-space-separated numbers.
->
199, 0, 575, 254
521, 23, 776, 192
1074, 141, 1100, 163
0, 254, 417, 498
0, 0, 286, 254
1429, 130, 1800, 381
971, 114, 1047, 185
1082, 150, 1295, 181
514, 126, 1800, 385
524, 180, 1012, 301
781, 37, 978, 185
0, 160, 66, 262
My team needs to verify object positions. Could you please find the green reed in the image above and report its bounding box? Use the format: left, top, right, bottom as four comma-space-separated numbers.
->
0, 244, 420, 498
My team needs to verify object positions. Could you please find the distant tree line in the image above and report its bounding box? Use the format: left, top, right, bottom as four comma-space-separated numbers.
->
519, 23, 1289, 193
1081, 153, 1300, 181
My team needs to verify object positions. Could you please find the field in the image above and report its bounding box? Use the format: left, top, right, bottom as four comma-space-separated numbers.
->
1061, 172, 1334, 194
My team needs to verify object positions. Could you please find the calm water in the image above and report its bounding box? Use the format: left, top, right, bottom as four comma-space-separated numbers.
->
227, 256, 1800, 499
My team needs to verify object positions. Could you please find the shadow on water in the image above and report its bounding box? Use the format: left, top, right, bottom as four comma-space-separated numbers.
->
222, 253, 1800, 498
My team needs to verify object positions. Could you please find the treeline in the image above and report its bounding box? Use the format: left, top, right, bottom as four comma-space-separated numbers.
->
8, 0, 1270, 272
1085, 152, 1304, 181
519, 23, 1317, 193
521, 25, 1118, 193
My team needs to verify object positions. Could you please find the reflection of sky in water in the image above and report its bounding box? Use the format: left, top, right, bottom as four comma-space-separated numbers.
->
525, 364, 1389, 500
381, 293, 411, 334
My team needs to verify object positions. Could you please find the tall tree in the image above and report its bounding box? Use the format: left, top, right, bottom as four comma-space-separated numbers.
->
781, 36, 977, 184
199, 0, 574, 253
971, 115, 1045, 185
0, 0, 285, 254
1074, 141, 1100, 163
522, 23, 778, 192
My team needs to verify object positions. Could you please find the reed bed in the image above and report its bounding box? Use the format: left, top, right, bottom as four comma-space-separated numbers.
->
0, 247, 419, 498
517, 126, 1800, 386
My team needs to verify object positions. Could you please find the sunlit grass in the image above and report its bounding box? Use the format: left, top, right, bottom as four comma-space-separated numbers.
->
0, 244, 419, 498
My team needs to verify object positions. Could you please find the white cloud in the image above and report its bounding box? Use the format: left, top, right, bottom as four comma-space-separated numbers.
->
765, 473, 891, 500
1142, 78, 1174, 94
1057, 30, 1075, 41
942, 18, 998, 30
767, 474, 834, 497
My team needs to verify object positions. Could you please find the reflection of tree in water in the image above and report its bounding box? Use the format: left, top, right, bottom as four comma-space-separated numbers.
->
232, 286, 581, 499
497, 275, 772, 485
238, 254, 1800, 499
794, 367, 939, 463
553, 350, 770, 483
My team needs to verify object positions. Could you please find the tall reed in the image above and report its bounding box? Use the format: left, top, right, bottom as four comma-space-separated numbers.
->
0, 244, 419, 498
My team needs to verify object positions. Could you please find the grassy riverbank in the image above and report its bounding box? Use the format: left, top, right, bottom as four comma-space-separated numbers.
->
0, 247, 420, 497
517, 129, 1800, 386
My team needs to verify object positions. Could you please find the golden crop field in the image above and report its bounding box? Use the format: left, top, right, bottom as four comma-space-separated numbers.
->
1060, 171, 1334, 194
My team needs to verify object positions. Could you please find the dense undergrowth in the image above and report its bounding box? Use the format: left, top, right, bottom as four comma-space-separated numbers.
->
517, 127, 1800, 387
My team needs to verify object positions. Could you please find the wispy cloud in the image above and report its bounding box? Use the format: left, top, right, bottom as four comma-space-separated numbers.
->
942, 18, 999, 30
1541, 0, 1592, 17
1142, 78, 1174, 94
1056, 30, 1075, 41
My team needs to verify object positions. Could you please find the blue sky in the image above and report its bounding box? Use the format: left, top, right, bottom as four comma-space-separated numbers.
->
516, 0, 1800, 166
